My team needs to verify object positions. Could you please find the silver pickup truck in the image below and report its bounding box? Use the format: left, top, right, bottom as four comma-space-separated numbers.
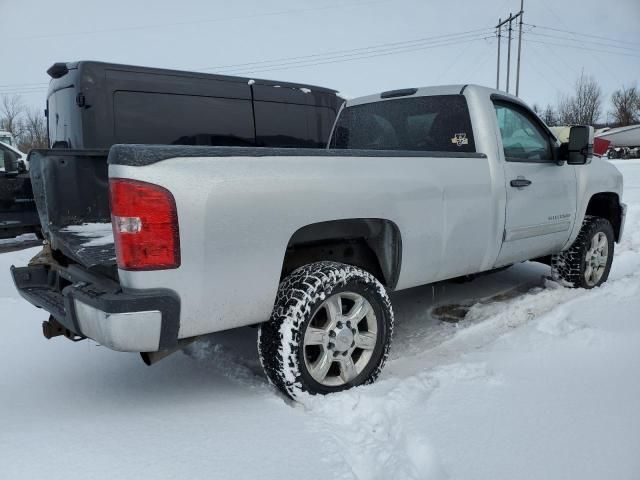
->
12, 84, 626, 399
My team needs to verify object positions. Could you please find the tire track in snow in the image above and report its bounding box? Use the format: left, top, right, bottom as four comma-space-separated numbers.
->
299, 201, 640, 480
300, 367, 462, 480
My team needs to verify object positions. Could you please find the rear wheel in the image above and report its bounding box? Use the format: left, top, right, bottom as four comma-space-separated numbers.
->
258, 261, 393, 400
552, 216, 614, 288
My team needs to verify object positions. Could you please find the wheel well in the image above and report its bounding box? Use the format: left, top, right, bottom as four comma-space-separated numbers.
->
585, 192, 623, 242
281, 219, 402, 289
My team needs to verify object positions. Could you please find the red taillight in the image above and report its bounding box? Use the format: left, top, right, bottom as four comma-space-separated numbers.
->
109, 178, 180, 271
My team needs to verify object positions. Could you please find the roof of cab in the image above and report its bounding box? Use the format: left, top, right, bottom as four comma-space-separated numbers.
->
345, 84, 512, 107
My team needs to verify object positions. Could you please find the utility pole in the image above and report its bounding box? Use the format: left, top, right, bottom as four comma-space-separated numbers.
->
506, 13, 513, 93
495, 4, 524, 94
496, 18, 501, 89
515, 0, 524, 96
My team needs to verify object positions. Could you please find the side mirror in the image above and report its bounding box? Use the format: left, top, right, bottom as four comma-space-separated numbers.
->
0, 150, 19, 173
566, 125, 594, 165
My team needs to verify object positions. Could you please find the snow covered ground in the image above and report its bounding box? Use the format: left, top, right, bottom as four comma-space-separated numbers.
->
1, 160, 639, 479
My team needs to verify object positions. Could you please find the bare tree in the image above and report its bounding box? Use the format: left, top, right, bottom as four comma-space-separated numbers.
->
541, 104, 556, 126
610, 84, 639, 126
532, 103, 541, 115
556, 72, 602, 125
0, 94, 48, 151
20, 108, 48, 151
0, 94, 25, 138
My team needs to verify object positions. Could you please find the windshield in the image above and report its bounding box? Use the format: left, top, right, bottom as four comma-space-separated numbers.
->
0, 134, 13, 146
330, 94, 475, 152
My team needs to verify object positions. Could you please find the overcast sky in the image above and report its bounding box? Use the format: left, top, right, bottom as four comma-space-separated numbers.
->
2, 0, 639, 121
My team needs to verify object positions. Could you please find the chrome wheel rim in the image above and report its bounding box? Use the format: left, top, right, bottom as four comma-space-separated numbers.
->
303, 291, 378, 387
584, 231, 609, 286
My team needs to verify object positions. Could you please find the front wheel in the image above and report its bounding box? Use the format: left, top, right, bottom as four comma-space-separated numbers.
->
258, 262, 394, 400
552, 216, 615, 288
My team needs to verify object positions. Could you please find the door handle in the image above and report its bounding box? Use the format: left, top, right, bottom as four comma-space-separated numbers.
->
510, 178, 532, 188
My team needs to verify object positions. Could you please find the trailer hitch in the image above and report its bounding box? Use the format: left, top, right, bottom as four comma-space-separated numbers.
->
42, 316, 85, 342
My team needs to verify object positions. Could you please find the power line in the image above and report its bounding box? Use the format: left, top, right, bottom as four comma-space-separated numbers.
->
0, 34, 491, 95
528, 32, 626, 83
216, 36, 494, 76
531, 0, 629, 93
524, 42, 572, 91
523, 37, 640, 59
533, 40, 581, 78
0, 81, 48, 88
525, 29, 640, 52
9, 0, 391, 41
524, 23, 640, 48
435, 36, 494, 83
0, 86, 49, 95
1, 27, 494, 94
214, 33, 494, 75
0, 86, 48, 93
0, 89, 47, 96
198, 28, 494, 73
220, 37, 494, 76
458, 39, 496, 85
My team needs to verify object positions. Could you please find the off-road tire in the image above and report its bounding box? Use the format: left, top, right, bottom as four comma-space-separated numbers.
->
552, 215, 615, 288
258, 261, 393, 400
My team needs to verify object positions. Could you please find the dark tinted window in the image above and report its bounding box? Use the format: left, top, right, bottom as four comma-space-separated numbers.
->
114, 91, 255, 146
254, 101, 335, 148
48, 87, 83, 148
330, 95, 475, 152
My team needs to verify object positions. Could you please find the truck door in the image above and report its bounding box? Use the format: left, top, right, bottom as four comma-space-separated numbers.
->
493, 100, 577, 267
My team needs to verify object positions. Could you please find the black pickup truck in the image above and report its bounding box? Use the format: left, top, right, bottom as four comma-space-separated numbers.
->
0, 60, 343, 240
0, 142, 39, 239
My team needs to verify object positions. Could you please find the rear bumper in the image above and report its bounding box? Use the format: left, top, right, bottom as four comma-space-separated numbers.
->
11, 264, 180, 352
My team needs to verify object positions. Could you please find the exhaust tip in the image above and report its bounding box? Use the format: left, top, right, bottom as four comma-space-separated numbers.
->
140, 352, 153, 366
139, 337, 199, 366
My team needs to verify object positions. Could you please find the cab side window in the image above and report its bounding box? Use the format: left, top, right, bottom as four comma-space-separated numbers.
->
494, 102, 552, 162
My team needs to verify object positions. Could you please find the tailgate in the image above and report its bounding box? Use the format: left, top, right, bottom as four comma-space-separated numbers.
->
28, 149, 115, 268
